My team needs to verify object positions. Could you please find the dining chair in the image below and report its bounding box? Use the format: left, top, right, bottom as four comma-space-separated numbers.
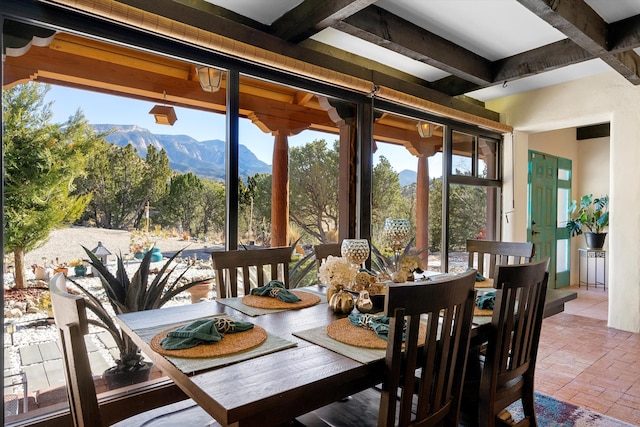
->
466, 239, 535, 280
298, 269, 477, 427
313, 242, 342, 270
209, 246, 292, 298
48, 273, 214, 426
461, 258, 549, 427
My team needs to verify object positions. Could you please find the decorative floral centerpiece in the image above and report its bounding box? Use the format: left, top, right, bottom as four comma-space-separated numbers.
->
318, 255, 358, 289
371, 240, 426, 283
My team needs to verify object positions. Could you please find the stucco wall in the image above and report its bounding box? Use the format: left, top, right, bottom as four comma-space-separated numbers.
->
488, 71, 640, 333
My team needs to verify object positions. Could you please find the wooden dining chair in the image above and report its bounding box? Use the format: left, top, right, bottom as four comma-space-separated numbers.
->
466, 239, 535, 280
313, 242, 342, 270
48, 273, 214, 426
298, 270, 477, 427
209, 246, 292, 298
462, 258, 549, 427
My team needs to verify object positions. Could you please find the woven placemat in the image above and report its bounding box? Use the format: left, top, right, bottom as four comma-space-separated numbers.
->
326, 317, 427, 350
474, 307, 493, 316
150, 324, 267, 358
241, 290, 320, 309
475, 278, 494, 288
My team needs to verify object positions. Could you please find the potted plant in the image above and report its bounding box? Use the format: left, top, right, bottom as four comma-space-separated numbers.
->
566, 194, 609, 249
67, 245, 212, 390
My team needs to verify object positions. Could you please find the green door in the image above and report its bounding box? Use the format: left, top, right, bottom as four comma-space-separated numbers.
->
528, 151, 572, 288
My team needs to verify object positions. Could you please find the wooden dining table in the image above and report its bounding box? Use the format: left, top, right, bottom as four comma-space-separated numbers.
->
116, 284, 576, 427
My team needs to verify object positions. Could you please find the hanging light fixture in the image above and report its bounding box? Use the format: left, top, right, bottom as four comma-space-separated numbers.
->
196, 66, 223, 93
149, 91, 177, 125
417, 121, 434, 138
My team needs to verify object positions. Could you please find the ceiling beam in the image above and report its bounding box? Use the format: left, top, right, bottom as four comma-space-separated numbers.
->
493, 39, 592, 83
516, 0, 640, 84
609, 14, 640, 52
336, 5, 493, 85
79, 0, 502, 120
270, 0, 377, 43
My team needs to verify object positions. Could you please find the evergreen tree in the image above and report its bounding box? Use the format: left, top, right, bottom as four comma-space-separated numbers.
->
289, 139, 339, 243
3, 83, 95, 288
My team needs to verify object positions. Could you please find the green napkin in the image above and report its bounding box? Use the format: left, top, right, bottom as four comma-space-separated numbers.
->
160, 317, 254, 350
250, 280, 301, 303
467, 267, 486, 282
348, 313, 392, 340
476, 291, 496, 310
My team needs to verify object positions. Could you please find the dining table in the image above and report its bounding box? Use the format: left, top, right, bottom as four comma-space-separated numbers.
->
115, 284, 576, 427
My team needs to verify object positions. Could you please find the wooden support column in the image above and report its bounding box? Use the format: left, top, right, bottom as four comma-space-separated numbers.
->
247, 111, 308, 247
416, 155, 430, 255
407, 138, 438, 262
271, 132, 289, 247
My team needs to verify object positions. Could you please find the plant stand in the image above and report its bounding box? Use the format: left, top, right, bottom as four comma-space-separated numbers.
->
579, 248, 606, 290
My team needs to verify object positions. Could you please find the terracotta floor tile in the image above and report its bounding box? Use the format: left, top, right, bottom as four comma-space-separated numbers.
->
534, 285, 640, 425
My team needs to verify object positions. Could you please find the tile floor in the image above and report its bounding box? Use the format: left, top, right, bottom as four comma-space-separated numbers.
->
536, 284, 640, 425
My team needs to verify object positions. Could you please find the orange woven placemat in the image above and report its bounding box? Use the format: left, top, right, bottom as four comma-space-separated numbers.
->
241, 290, 320, 309
474, 307, 493, 316
326, 317, 427, 350
150, 324, 267, 358
475, 278, 494, 288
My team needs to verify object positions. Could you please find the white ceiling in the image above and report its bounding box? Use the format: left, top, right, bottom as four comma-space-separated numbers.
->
203, 0, 640, 102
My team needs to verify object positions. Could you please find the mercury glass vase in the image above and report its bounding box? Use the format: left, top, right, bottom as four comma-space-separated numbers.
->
341, 239, 370, 268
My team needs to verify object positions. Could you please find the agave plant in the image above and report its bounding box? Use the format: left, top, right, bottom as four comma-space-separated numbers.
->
370, 238, 428, 278
67, 245, 212, 373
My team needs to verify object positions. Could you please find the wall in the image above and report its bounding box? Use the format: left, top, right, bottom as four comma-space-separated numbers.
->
488, 71, 640, 333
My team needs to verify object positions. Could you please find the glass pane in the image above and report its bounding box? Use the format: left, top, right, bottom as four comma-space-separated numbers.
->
478, 137, 499, 179
558, 168, 570, 180
557, 239, 569, 273
239, 74, 349, 249
452, 131, 474, 176
557, 188, 570, 225
447, 183, 488, 274
371, 112, 444, 275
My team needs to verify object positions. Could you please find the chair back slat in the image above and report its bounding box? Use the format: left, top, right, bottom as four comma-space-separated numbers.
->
480, 258, 549, 419
210, 246, 292, 298
49, 273, 103, 427
380, 270, 476, 427
313, 243, 342, 270
466, 239, 535, 279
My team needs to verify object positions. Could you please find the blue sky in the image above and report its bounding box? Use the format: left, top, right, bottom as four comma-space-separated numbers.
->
46, 85, 441, 175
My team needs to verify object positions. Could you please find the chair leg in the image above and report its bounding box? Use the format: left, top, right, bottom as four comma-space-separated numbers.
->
520, 379, 537, 427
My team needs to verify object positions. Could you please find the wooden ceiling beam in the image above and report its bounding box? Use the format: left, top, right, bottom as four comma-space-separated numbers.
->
493, 39, 592, 82
270, 0, 376, 43
337, 5, 493, 85
516, 0, 640, 85
87, 0, 502, 120
609, 14, 640, 52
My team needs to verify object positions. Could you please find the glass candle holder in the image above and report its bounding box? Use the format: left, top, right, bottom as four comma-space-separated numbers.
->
341, 239, 370, 268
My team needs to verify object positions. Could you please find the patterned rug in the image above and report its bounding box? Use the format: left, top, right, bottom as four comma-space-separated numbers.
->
507, 392, 634, 426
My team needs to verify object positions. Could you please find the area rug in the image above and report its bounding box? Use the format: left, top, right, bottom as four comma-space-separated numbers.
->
506, 392, 634, 426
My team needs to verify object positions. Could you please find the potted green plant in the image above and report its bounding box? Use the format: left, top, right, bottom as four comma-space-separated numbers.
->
566, 194, 609, 249
67, 245, 212, 390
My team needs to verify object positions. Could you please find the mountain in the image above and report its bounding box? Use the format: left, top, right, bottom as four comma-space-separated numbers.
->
398, 169, 417, 187
93, 124, 271, 180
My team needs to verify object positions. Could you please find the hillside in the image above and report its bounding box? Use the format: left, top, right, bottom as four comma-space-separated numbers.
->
93, 124, 271, 180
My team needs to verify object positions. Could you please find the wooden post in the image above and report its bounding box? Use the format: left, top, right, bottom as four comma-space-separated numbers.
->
416, 155, 430, 258
271, 132, 289, 247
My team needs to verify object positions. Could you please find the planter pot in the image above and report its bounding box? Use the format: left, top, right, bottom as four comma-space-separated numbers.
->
103, 362, 152, 390
584, 232, 607, 249
187, 281, 213, 303
74, 265, 86, 276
